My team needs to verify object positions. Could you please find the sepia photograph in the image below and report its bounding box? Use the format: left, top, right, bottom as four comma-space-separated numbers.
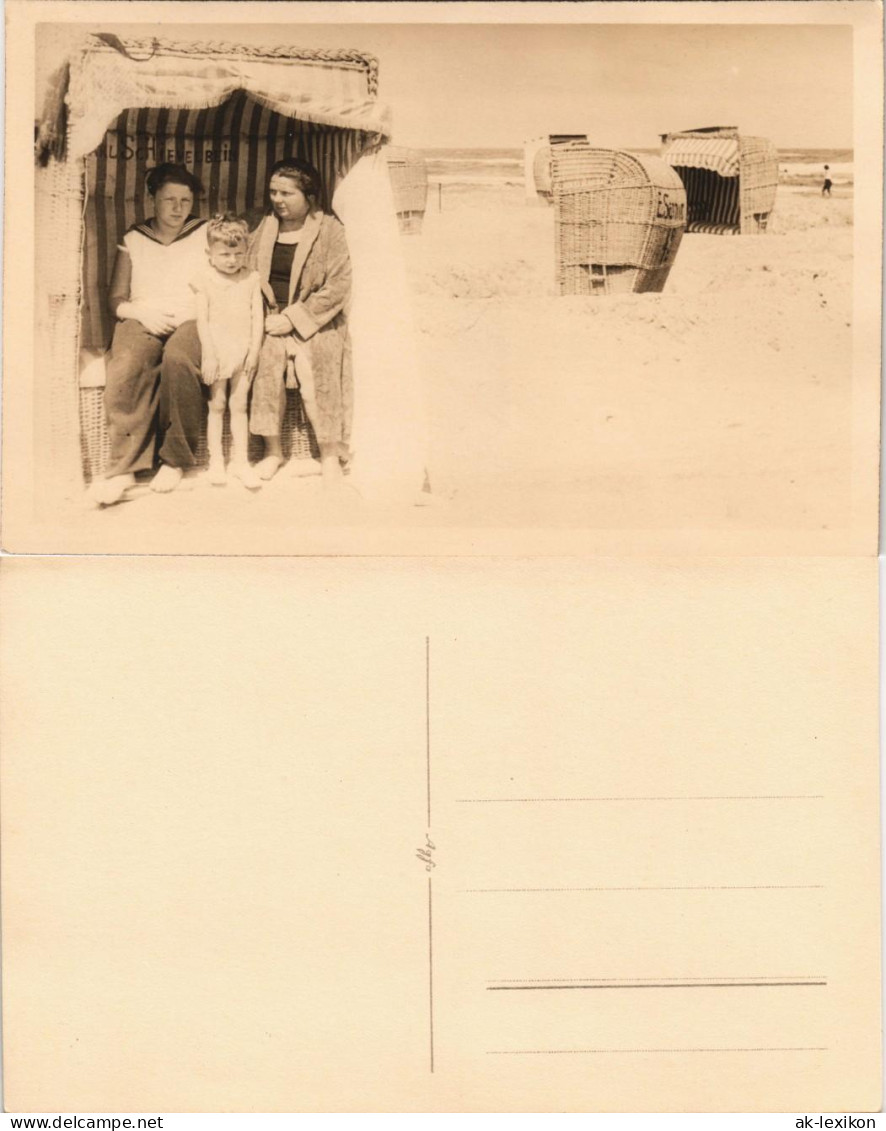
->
2, 3, 882, 1117
6, 2, 878, 554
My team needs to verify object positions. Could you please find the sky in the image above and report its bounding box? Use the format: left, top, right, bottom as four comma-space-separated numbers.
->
41, 21, 853, 150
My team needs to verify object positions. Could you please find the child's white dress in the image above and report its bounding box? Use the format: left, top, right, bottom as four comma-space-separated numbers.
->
191, 267, 261, 384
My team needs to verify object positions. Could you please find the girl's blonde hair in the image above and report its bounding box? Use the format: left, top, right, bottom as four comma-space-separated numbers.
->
207, 213, 249, 247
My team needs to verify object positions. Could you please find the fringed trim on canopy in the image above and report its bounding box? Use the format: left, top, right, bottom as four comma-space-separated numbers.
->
86, 35, 381, 93
663, 136, 741, 179
35, 33, 391, 165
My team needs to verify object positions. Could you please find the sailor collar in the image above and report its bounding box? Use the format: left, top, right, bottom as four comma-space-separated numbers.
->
130, 216, 207, 244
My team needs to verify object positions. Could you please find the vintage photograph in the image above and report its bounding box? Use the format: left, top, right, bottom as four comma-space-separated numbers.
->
15, 10, 874, 554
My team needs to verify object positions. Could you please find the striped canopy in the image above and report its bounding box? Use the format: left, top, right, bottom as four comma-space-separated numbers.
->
82, 94, 375, 351
663, 136, 740, 179
59, 37, 393, 352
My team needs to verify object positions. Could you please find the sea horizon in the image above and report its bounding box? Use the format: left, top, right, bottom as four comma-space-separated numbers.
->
417, 146, 853, 161
413, 145, 853, 189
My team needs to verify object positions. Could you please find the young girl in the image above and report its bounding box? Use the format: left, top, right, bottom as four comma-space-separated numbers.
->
192, 214, 264, 488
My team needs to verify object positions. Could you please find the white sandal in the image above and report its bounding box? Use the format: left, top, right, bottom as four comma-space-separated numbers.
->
255, 455, 284, 481
230, 462, 262, 490
150, 465, 183, 493
87, 473, 134, 507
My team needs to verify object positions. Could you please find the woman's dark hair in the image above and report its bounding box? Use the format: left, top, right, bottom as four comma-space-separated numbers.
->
145, 163, 203, 198
268, 158, 322, 204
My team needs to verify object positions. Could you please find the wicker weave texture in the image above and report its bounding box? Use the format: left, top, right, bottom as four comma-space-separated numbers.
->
552, 148, 686, 296
79, 387, 319, 483
528, 137, 588, 203
386, 148, 428, 228
87, 36, 380, 96
36, 156, 90, 493
738, 136, 778, 234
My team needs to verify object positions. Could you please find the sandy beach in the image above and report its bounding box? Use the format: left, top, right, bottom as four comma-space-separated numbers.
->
53, 168, 853, 545
406, 176, 853, 531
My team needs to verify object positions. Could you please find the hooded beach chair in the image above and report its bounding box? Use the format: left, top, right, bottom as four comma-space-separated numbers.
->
660, 126, 778, 235
523, 135, 588, 203
34, 32, 413, 498
551, 144, 687, 295
385, 147, 428, 233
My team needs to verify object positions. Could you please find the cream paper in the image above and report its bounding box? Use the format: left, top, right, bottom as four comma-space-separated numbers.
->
0, 556, 880, 1112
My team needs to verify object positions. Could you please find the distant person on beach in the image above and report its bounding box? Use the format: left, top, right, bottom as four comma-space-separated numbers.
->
822, 165, 833, 197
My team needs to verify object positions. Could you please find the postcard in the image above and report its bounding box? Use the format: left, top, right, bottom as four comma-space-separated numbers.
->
1, 0, 881, 1116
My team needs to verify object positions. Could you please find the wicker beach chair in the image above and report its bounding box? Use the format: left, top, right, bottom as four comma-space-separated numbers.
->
523, 135, 588, 203
552, 145, 687, 296
385, 147, 428, 234
34, 34, 391, 492
661, 126, 778, 235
